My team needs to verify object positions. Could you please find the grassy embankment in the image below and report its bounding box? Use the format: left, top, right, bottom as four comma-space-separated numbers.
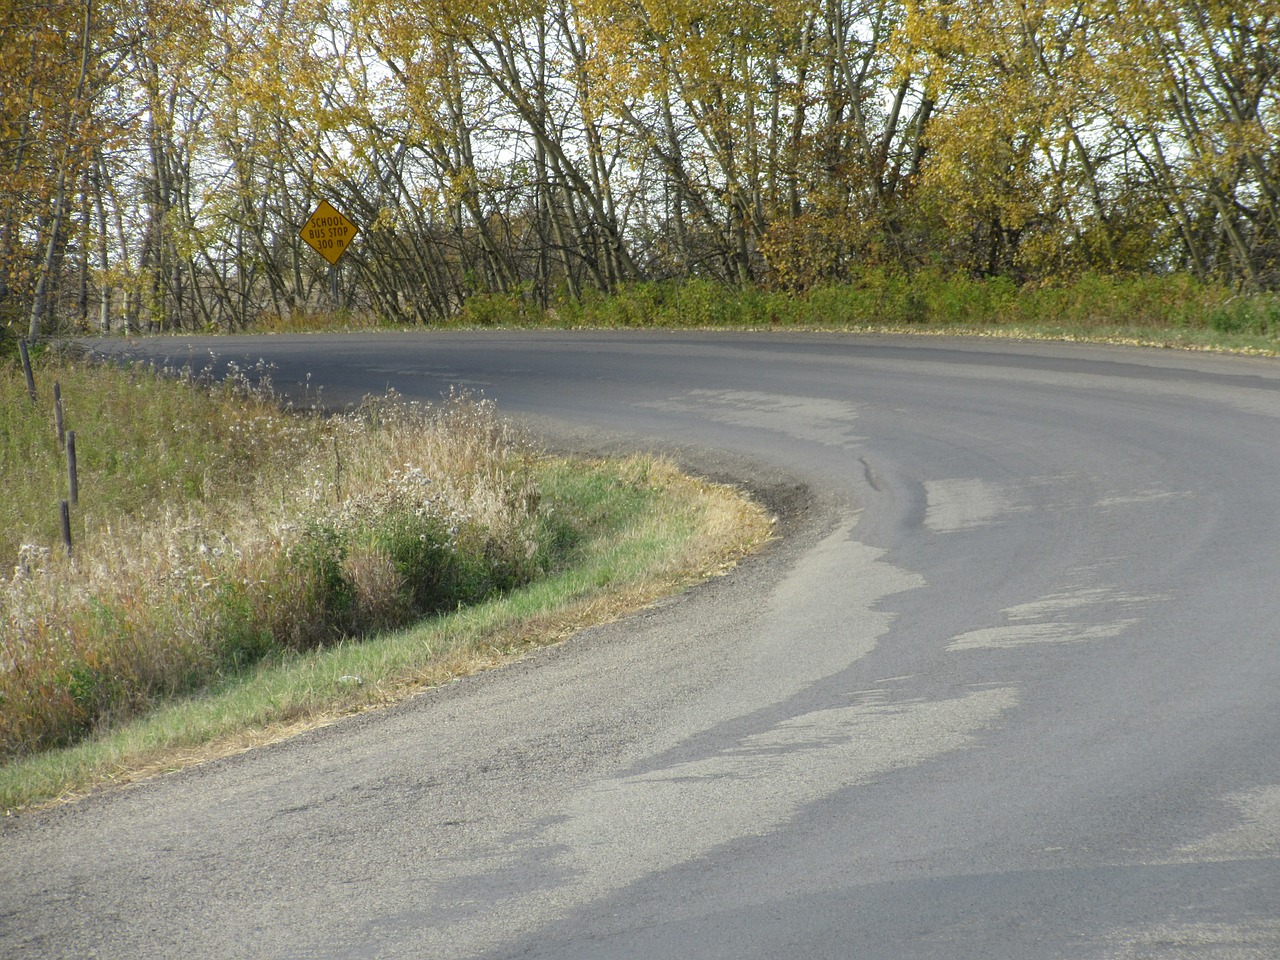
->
473, 272, 1280, 352
0, 350, 771, 812
264, 272, 1280, 355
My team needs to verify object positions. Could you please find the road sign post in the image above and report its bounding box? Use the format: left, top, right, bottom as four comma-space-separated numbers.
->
300, 200, 359, 310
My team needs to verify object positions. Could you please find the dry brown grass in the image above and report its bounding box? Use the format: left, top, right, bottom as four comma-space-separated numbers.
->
3, 346, 776, 812
1, 378, 551, 761
4, 457, 773, 812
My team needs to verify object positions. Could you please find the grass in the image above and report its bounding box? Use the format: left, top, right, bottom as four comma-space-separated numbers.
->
0, 352, 773, 811
0, 351, 299, 562
543, 273, 1280, 354
248, 271, 1280, 355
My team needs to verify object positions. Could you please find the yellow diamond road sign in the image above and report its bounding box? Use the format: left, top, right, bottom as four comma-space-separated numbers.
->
301, 200, 359, 265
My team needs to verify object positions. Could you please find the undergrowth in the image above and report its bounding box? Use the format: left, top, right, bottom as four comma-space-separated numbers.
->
448, 271, 1280, 351
0, 353, 560, 761
0, 453, 771, 812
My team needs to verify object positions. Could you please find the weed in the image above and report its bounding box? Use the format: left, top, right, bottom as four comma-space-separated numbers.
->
0, 451, 773, 812
0, 358, 568, 761
1209, 296, 1280, 335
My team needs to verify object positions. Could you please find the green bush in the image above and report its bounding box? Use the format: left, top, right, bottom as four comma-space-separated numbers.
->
1209, 297, 1280, 335
519, 270, 1279, 342
459, 292, 526, 326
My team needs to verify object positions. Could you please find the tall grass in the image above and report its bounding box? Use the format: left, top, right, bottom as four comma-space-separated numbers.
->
0, 452, 772, 812
1, 354, 559, 760
0, 352, 301, 562
188, 271, 1280, 352
446, 271, 1280, 351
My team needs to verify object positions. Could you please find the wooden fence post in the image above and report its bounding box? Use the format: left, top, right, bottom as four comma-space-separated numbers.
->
60, 500, 72, 555
53, 381, 65, 449
67, 430, 79, 505
19, 338, 37, 403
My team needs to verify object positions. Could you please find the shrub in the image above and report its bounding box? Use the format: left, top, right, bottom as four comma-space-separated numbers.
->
459, 291, 526, 326
1209, 296, 1280, 335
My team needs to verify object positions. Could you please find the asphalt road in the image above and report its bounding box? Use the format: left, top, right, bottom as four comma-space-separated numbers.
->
4, 331, 1280, 959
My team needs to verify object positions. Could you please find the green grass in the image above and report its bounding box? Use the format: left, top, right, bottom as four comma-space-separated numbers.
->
0, 354, 771, 811
544, 273, 1280, 353
245, 271, 1280, 355
0, 349, 300, 562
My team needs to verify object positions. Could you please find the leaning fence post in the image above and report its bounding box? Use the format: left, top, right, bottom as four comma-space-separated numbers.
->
19, 338, 37, 403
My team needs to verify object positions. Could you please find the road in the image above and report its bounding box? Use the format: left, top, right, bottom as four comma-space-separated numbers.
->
4, 331, 1280, 958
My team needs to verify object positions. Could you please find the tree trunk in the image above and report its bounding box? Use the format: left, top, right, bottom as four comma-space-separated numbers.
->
30, 0, 92, 340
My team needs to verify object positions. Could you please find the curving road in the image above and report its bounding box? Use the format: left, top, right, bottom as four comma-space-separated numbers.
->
5, 332, 1280, 958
